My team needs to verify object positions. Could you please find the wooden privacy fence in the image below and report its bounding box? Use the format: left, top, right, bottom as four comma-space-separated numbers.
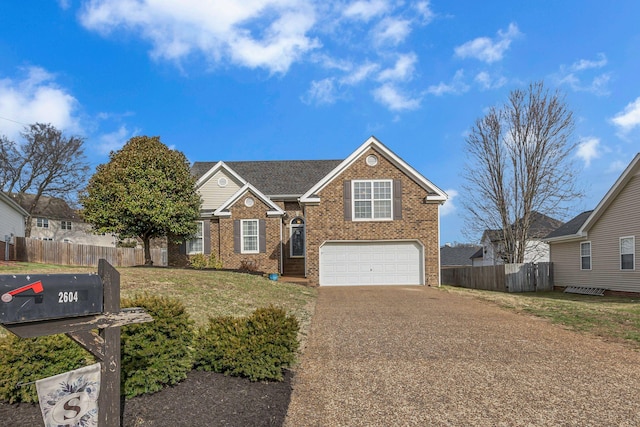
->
14, 237, 167, 267
441, 262, 553, 293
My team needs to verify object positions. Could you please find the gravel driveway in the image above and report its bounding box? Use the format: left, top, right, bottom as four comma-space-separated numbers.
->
284, 286, 640, 426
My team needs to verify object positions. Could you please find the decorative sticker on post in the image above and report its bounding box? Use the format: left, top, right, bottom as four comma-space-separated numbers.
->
36, 362, 101, 427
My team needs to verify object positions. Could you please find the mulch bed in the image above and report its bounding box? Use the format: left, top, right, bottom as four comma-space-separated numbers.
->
0, 369, 293, 426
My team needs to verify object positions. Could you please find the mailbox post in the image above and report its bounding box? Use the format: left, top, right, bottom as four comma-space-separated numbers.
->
0, 259, 152, 427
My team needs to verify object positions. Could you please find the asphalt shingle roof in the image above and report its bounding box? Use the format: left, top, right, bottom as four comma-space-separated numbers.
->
192, 160, 342, 196
440, 245, 481, 266
544, 210, 593, 239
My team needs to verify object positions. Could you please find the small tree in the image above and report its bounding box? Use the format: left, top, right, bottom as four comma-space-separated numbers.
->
462, 81, 583, 263
0, 123, 89, 236
81, 136, 201, 265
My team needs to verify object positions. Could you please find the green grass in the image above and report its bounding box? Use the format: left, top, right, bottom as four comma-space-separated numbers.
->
0, 263, 317, 345
440, 285, 640, 348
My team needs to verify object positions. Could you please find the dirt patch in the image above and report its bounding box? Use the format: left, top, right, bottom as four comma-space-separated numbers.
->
0, 369, 292, 427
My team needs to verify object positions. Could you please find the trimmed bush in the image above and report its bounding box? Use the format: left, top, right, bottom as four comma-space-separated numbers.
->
189, 254, 222, 269
121, 294, 195, 398
194, 306, 299, 381
0, 334, 94, 403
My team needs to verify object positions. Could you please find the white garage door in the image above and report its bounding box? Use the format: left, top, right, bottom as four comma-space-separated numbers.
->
319, 241, 423, 286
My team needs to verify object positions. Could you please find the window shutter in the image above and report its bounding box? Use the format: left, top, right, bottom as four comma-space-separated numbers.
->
203, 220, 211, 254
393, 179, 402, 220
179, 241, 186, 255
233, 220, 240, 253
259, 219, 266, 253
343, 180, 352, 221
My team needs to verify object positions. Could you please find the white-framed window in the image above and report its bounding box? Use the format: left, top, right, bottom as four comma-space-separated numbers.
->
42, 237, 53, 241
187, 221, 204, 254
63, 238, 72, 243
61, 220, 72, 230
620, 236, 635, 270
241, 219, 259, 253
352, 179, 392, 220
36, 218, 49, 228
580, 241, 591, 270
290, 217, 305, 258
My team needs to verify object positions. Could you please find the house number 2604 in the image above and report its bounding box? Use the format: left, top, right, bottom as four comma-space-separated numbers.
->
58, 291, 79, 303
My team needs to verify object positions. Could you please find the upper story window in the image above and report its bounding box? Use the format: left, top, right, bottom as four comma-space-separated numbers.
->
620, 236, 635, 270
580, 241, 591, 270
61, 220, 72, 230
187, 221, 204, 254
353, 180, 392, 220
36, 218, 49, 228
241, 219, 259, 253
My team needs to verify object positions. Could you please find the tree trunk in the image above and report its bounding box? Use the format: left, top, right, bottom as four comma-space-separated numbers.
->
143, 236, 153, 266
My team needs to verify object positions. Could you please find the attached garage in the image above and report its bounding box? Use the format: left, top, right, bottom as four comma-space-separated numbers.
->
319, 241, 424, 286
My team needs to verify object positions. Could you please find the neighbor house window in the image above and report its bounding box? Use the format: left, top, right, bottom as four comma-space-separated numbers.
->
353, 180, 392, 220
580, 242, 591, 270
241, 219, 259, 253
36, 218, 49, 228
620, 236, 635, 270
187, 221, 204, 254
290, 217, 305, 257
61, 220, 72, 230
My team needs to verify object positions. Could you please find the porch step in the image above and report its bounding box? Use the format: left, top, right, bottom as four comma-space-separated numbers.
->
564, 286, 606, 296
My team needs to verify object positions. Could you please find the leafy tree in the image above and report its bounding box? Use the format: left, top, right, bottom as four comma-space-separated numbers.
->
81, 136, 201, 265
0, 123, 89, 237
461, 81, 583, 263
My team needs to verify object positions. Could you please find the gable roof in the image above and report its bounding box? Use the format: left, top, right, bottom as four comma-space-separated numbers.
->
482, 211, 563, 242
192, 160, 341, 198
544, 210, 593, 240
300, 136, 448, 204
8, 193, 80, 221
440, 245, 481, 266
213, 183, 285, 218
544, 152, 640, 243
0, 193, 28, 217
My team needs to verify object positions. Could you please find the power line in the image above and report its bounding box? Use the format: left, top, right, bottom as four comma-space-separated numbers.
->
0, 115, 28, 126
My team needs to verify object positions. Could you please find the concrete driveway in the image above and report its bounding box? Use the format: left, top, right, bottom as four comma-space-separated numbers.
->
285, 286, 640, 426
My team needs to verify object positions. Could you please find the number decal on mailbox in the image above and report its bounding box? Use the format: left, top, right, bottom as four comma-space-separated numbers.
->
58, 292, 79, 303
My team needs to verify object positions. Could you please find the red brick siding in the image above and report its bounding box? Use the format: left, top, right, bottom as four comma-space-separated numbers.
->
305, 147, 441, 286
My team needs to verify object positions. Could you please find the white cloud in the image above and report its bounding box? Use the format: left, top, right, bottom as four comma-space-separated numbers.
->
96, 125, 137, 155
343, 0, 389, 22
340, 62, 380, 85
454, 23, 521, 63
301, 78, 336, 105
606, 160, 628, 174
373, 17, 411, 46
440, 188, 457, 216
571, 53, 607, 71
414, 1, 435, 24
427, 69, 469, 96
372, 83, 420, 111
0, 67, 81, 140
576, 137, 601, 167
79, 0, 321, 74
474, 71, 507, 90
377, 53, 417, 82
610, 97, 640, 134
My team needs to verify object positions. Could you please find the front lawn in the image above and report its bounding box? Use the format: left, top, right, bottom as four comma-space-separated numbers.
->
441, 285, 640, 348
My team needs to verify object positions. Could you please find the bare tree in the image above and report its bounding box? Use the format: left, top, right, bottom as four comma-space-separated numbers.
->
0, 123, 90, 237
461, 81, 583, 263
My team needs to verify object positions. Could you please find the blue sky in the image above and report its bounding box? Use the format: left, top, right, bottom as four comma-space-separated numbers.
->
1, 1, 639, 245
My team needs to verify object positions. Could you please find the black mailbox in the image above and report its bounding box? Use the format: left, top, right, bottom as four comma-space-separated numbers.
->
0, 274, 103, 324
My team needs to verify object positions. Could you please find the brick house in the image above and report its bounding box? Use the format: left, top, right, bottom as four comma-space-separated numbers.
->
172, 137, 447, 286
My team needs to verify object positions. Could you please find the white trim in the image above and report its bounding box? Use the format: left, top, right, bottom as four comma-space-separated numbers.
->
0, 193, 29, 217
580, 241, 592, 271
620, 235, 635, 271
187, 221, 204, 254
300, 136, 448, 204
195, 161, 247, 190
289, 217, 305, 258
213, 183, 285, 217
241, 219, 259, 254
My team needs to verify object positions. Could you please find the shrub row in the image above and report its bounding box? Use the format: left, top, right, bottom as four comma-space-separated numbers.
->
0, 296, 299, 403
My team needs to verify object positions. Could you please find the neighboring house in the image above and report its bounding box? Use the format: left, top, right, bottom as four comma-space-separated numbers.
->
8, 193, 117, 247
440, 244, 481, 267
174, 136, 448, 286
473, 211, 563, 266
545, 153, 640, 294
0, 192, 28, 240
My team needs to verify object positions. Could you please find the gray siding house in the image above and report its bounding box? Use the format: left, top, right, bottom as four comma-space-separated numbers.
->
545, 153, 640, 294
